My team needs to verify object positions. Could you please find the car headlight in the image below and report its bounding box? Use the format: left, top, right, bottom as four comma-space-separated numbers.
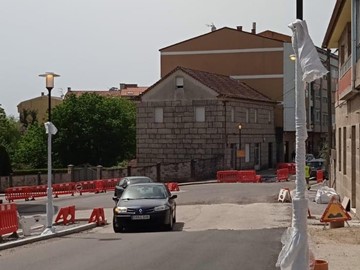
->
114, 207, 127, 214
154, 205, 169, 211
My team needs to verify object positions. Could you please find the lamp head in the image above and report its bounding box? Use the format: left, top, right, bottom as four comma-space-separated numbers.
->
39, 72, 60, 90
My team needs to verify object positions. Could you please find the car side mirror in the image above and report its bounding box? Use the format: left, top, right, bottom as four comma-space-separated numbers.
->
170, 194, 177, 199
112, 196, 119, 202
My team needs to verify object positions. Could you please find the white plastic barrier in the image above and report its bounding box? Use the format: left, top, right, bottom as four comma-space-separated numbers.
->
278, 188, 292, 203
19, 215, 46, 236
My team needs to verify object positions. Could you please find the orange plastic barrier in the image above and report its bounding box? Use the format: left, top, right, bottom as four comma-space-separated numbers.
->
89, 208, 106, 226
102, 178, 119, 191
217, 170, 239, 183
53, 183, 75, 198
238, 170, 262, 183
277, 163, 296, 175
55, 205, 75, 225
5, 186, 32, 202
277, 168, 289, 182
0, 204, 18, 236
166, 182, 180, 192
316, 170, 324, 183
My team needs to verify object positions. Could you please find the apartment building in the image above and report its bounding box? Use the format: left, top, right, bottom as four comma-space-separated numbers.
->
323, 0, 360, 211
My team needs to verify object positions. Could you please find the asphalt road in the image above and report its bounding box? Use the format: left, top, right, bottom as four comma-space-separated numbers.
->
1, 181, 296, 270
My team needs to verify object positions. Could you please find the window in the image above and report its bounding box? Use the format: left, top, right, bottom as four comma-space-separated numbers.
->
268, 110, 271, 123
176, 77, 184, 88
315, 110, 320, 122
322, 114, 328, 126
254, 109, 258, 123
230, 107, 234, 122
195, 107, 205, 122
339, 128, 342, 171
245, 108, 249, 123
154, 107, 163, 123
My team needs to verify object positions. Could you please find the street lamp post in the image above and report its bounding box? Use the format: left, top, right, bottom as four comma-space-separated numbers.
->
39, 72, 60, 235
238, 124, 242, 170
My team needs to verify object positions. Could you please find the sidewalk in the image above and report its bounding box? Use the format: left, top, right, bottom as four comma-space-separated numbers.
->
0, 208, 112, 251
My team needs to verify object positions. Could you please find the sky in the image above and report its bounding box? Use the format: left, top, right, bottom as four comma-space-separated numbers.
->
1, 0, 337, 117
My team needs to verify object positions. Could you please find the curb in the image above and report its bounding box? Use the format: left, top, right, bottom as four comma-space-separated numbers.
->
178, 180, 218, 186
0, 222, 97, 251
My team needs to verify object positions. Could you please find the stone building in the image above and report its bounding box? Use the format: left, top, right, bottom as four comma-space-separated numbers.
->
136, 66, 277, 170
160, 25, 338, 162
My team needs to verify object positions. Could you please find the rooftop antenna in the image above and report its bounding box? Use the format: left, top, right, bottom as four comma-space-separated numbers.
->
206, 23, 216, 32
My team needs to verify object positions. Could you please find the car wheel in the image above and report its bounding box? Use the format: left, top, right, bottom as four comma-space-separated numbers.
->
165, 211, 174, 231
172, 209, 176, 224
113, 217, 123, 233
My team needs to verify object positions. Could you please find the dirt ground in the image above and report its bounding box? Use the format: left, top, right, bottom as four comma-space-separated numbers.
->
308, 218, 360, 270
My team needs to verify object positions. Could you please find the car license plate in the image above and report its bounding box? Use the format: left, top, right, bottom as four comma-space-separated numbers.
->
132, 215, 150, 220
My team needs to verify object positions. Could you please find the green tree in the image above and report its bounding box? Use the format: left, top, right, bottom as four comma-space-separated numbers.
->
0, 105, 21, 163
13, 123, 47, 169
52, 93, 136, 167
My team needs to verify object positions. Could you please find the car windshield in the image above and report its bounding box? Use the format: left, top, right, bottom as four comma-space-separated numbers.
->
128, 178, 152, 185
306, 160, 324, 169
121, 185, 167, 200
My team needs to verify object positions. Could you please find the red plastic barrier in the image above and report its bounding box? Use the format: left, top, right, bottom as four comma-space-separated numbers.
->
89, 208, 106, 226
103, 178, 119, 191
316, 170, 324, 183
77, 181, 97, 195
277, 168, 289, 182
0, 204, 18, 236
238, 170, 262, 183
5, 186, 32, 202
53, 183, 75, 198
55, 205, 75, 225
217, 170, 239, 183
166, 182, 180, 192
277, 163, 296, 175
94, 180, 105, 193
30, 185, 47, 199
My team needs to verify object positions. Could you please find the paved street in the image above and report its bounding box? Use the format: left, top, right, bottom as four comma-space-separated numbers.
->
0, 181, 295, 270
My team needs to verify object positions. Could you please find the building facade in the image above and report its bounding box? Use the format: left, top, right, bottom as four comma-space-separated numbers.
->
323, 0, 360, 212
160, 25, 338, 163
137, 66, 277, 170
17, 93, 63, 124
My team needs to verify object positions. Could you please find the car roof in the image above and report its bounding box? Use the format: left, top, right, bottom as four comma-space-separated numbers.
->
129, 182, 165, 187
307, 158, 325, 162
124, 176, 153, 180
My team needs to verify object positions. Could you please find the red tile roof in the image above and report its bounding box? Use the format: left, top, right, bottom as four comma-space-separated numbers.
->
142, 66, 274, 103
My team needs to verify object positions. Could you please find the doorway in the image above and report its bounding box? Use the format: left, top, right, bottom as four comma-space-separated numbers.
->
268, 143, 273, 168
254, 143, 260, 170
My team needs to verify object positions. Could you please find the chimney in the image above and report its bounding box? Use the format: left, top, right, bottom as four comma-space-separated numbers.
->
251, 22, 256, 34
67, 87, 71, 91
236, 26, 243, 31
41, 92, 44, 96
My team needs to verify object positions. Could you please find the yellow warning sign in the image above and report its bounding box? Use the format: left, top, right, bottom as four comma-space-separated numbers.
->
320, 197, 352, 223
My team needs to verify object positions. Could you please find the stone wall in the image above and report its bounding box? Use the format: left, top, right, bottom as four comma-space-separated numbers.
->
0, 157, 222, 192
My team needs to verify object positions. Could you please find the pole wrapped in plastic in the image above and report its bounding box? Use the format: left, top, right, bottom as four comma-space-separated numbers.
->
277, 19, 328, 270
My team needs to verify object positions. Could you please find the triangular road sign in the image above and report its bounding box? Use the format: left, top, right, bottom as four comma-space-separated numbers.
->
320, 196, 352, 223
